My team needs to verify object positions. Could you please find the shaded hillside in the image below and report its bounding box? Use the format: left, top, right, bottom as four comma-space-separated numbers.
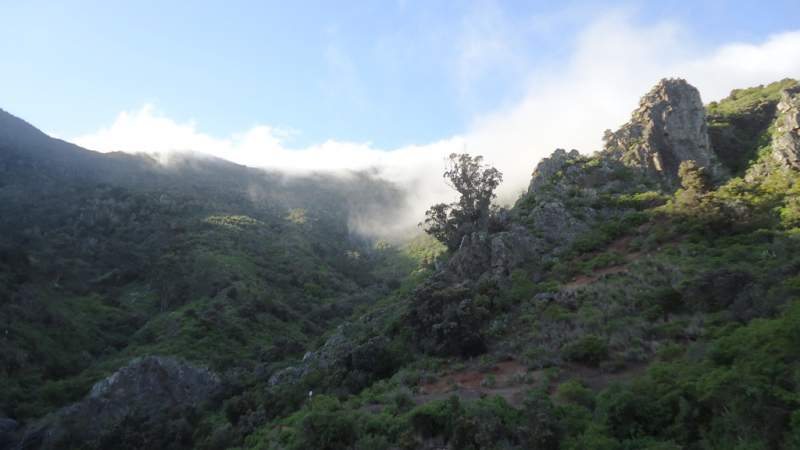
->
0, 109, 441, 437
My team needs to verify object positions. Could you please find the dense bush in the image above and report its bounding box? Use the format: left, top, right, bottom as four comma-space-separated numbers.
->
405, 276, 489, 357
563, 335, 609, 366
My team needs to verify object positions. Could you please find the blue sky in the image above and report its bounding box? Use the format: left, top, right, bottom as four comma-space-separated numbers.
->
2, 0, 799, 149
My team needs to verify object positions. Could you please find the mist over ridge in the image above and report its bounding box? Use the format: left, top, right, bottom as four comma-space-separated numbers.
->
70, 14, 800, 240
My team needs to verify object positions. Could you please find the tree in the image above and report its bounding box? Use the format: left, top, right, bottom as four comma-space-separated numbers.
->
422, 153, 503, 251
674, 160, 728, 228
676, 160, 710, 208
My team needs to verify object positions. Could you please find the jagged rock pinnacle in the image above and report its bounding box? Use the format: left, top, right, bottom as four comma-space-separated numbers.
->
604, 78, 721, 188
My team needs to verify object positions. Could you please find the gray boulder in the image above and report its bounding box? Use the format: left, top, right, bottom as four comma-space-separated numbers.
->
773, 85, 800, 170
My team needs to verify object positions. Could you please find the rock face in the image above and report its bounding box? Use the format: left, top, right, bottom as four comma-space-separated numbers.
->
773, 85, 800, 170
520, 148, 635, 257
86, 356, 220, 409
489, 225, 538, 278
268, 322, 397, 394
525, 150, 596, 244
528, 149, 581, 195
604, 78, 720, 187
445, 231, 492, 279
18, 356, 220, 449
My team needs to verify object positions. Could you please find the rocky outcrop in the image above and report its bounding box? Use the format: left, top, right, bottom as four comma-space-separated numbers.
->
773, 85, 800, 170
433, 80, 720, 339
443, 226, 538, 281
268, 323, 398, 394
17, 356, 220, 449
445, 232, 492, 279
519, 147, 639, 259
267, 325, 357, 388
489, 225, 538, 278
408, 79, 728, 360
528, 149, 582, 195
604, 78, 721, 187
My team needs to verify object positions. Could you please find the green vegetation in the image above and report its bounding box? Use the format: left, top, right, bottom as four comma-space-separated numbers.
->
707, 79, 797, 117
0, 117, 430, 433
562, 336, 609, 366
239, 391, 561, 450
227, 291, 800, 449
422, 153, 503, 251
4, 80, 800, 449
707, 78, 797, 174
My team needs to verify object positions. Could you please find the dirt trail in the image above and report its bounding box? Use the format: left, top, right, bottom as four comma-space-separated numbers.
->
413, 386, 531, 408
564, 235, 645, 290
564, 265, 629, 290
552, 362, 647, 394
381, 359, 649, 411
415, 360, 536, 407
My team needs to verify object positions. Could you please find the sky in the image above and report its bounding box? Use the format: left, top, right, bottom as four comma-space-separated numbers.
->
2, 0, 800, 233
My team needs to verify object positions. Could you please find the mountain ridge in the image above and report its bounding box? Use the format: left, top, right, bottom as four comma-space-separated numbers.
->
4, 77, 800, 449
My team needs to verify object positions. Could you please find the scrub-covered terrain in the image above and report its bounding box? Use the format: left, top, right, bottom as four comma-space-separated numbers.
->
3, 77, 800, 450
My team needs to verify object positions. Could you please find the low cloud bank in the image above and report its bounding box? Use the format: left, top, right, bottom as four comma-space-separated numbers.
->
73, 13, 800, 238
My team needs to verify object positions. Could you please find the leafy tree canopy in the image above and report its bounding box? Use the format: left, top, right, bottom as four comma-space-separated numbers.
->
422, 153, 503, 251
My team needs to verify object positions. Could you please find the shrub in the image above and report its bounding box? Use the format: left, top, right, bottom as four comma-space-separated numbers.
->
294, 410, 358, 450
223, 394, 256, 425
390, 390, 415, 413
563, 335, 609, 366
649, 286, 683, 320
407, 395, 462, 438
562, 423, 620, 450
354, 434, 391, 450
508, 269, 537, 302
556, 379, 594, 408
519, 390, 561, 449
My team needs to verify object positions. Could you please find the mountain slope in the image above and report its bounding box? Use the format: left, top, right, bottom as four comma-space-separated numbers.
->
5, 77, 800, 450
234, 78, 800, 450
0, 108, 439, 446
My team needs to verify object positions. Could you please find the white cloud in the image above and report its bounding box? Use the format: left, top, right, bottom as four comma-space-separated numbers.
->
454, 1, 522, 94
72, 12, 800, 237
